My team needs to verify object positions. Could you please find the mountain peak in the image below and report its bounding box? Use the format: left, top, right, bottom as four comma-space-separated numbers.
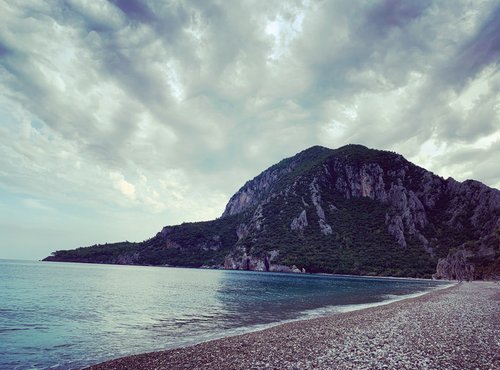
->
221, 144, 402, 217
295, 143, 371, 158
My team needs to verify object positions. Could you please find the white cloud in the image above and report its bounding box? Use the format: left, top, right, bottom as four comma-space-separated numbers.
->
110, 171, 136, 200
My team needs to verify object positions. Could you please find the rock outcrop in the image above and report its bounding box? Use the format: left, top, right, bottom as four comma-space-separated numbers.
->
290, 210, 308, 231
433, 249, 475, 281
222, 250, 305, 273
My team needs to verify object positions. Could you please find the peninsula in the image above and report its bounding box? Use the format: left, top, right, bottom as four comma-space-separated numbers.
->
45, 144, 500, 280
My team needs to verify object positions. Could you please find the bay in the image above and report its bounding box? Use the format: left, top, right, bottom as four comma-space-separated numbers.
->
0, 259, 448, 369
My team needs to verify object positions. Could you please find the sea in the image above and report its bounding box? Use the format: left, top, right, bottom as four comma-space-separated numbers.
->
0, 259, 450, 369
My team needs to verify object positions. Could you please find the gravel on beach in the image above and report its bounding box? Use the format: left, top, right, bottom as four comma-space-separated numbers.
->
88, 282, 499, 370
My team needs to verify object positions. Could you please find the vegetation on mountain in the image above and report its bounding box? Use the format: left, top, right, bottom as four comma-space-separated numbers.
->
44, 145, 500, 280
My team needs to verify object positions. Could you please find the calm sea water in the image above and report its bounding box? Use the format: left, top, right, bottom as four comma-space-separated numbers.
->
0, 259, 448, 369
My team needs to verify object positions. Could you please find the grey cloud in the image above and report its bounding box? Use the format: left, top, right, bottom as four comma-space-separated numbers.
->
449, 94, 498, 142
62, 1, 271, 173
0, 2, 180, 170
438, 141, 500, 185
441, 5, 500, 89
303, 0, 499, 154
65, 1, 124, 33
0, 42, 9, 58
365, 0, 431, 31
0, 3, 274, 176
111, 0, 156, 23
443, 140, 500, 166
293, 0, 433, 103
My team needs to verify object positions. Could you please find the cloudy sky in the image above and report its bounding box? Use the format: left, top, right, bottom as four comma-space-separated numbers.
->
0, 0, 499, 259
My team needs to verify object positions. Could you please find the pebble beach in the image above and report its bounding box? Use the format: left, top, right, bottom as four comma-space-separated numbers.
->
88, 282, 499, 370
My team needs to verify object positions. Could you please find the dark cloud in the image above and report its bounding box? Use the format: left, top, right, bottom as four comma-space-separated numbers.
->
364, 0, 432, 35
111, 0, 156, 23
441, 5, 500, 89
0, 42, 9, 58
296, 0, 432, 91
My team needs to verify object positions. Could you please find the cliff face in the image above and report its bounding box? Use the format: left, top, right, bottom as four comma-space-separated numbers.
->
44, 145, 500, 279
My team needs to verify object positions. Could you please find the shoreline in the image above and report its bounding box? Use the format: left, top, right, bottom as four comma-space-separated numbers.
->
40, 259, 452, 282
87, 282, 499, 370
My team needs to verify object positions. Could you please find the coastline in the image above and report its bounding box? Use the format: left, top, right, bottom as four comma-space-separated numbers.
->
87, 282, 499, 370
41, 259, 447, 282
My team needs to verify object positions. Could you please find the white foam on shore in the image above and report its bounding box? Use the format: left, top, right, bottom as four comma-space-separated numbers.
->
315, 283, 455, 316
279, 283, 454, 322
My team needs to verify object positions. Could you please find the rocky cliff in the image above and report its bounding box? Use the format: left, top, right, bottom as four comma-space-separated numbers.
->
44, 145, 500, 279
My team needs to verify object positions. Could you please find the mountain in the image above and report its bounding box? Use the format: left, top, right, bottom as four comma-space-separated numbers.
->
44, 145, 500, 280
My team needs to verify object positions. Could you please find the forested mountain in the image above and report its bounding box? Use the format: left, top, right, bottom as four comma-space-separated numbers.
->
44, 145, 500, 279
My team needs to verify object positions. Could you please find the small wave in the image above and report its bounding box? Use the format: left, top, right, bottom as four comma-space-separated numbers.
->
0, 327, 30, 333
52, 343, 75, 349
305, 283, 455, 317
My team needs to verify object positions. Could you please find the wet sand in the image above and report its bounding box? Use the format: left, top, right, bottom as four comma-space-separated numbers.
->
88, 282, 499, 370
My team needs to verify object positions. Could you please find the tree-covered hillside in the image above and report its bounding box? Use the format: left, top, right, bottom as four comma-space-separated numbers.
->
45, 144, 500, 280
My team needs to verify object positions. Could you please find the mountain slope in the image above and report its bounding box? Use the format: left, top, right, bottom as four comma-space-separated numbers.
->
44, 145, 500, 279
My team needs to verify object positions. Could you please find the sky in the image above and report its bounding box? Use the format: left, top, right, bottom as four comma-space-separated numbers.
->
0, 0, 499, 260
